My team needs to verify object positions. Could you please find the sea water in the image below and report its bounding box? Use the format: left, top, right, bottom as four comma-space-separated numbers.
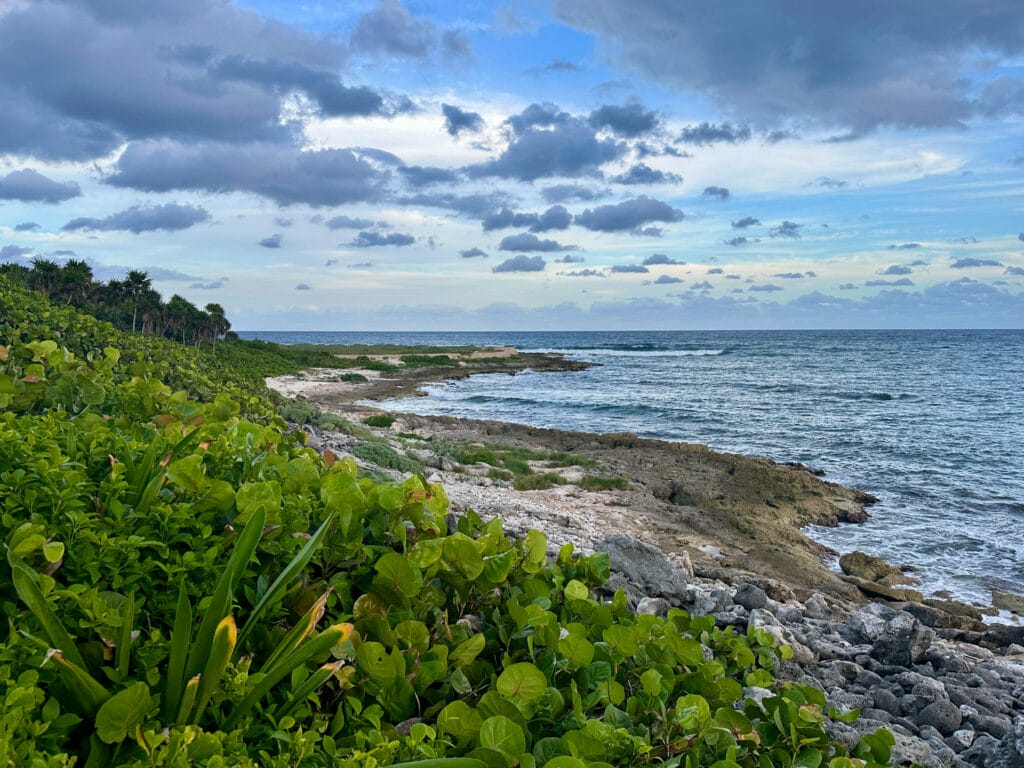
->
244, 329, 1024, 606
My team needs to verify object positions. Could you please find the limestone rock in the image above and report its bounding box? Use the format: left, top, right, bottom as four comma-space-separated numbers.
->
993, 589, 1024, 615
918, 700, 963, 735
595, 534, 689, 602
839, 550, 904, 582
870, 611, 934, 666
733, 583, 768, 611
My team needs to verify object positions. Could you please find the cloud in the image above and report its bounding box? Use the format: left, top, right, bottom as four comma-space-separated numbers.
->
468, 115, 624, 181
1019, 232, 1024, 242
587, 103, 659, 137
889, 242, 922, 250
677, 122, 750, 146
642, 253, 685, 265
14, 222, 40, 232
527, 59, 580, 74
702, 185, 730, 200
504, 102, 571, 134
108, 141, 390, 208
441, 103, 484, 137
0, 169, 81, 203
492, 254, 546, 272
348, 262, 374, 269
326, 215, 386, 230
274, 217, 293, 227
653, 274, 682, 284
707, 267, 723, 274
564, 268, 605, 277
815, 176, 847, 189
0, 244, 32, 261
399, 165, 460, 187
749, 283, 783, 292
190, 279, 227, 290
541, 184, 607, 203
351, 0, 467, 61
555, 254, 585, 264
324, 258, 339, 267
772, 272, 806, 279
482, 205, 571, 233
950, 257, 1003, 269
348, 231, 415, 247
839, 283, 858, 290
295, 283, 312, 290
459, 247, 488, 258
880, 264, 913, 275
554, 0, 1024, 133
1005, 266, 1024, 276
397, 191, 513, 219
725, 274, 742, 279
770, 221, 802, 239
610, 264, 649, 273
259, 233, 283, 248
62, 203, 210, 234
690, 280, 714, 290
610, 163, 682, 185
724, 236, 755, 246
865, 278, 915, 287
498, 233, 579, 252
731, 216, 760, 229
575, 195, 683, 233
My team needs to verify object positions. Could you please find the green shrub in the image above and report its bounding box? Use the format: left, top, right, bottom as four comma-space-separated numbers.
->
351, 441, 424, 475
513, 472, 567, 491
339, 372, 368, 382
364, 414, 396, 428
579, 475, 630, 491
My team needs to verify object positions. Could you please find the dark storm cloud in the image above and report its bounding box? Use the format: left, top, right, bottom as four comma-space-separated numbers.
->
492, 254, 546, 272
351, 0, 469, 61
749, 283, 783, 292
14, 222, 41, 232
610, 164, 682, 185
0, 245, 33, 261
0, 0, 354, 159
399, 165, 460, 187
950, 257, 1003, 268
108, 141, 390, 208
880, 264, 913, 275
610, 264, 649, 273
889, 242, 922, 250
554, 0, 1024, 133
397, 191, 513, 219
504, 103, 572, 135
459, 247, 488, 258
541, 184, 607, 204
677, 122, 751, 146
575, 196, 684, 233
441, 104, 485, 137
326, 215, 386, 230
498, 233, 580, 252
259, 233, 283, 248
62, 203, 210, 234
587, 103, 660, 137
702, 185, 730, 200
642, 253, 685, 265
468, 118, 625, 181
0, 169, 82, 203
348, 231, 415, 247
815, 177, 847, 189
865, 277, 915, 286
653, 274, 682, 284
770, 221, 802, 239
731, 217, 760, 229
482, 205, 571, 233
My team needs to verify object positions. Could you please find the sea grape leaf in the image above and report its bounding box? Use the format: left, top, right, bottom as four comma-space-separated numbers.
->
450, 633, 486, 668
496, 663, 547, 705
235, 481, 282, 526
444, 533, 484, 580
437, 700, 483, 741
479, 715, 526, 760
95, 682, 151, 744
374, 552, 423, 598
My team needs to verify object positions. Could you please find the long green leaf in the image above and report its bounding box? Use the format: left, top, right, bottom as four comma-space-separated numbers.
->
116, 591, 135, 682
163, 583, 193, 720
388, 760, 486, 768
175, 675, 200, 727
191, 616, 237, 724
47, 649, 111, 717
236, 511, 336, 652
10, 559, 86, 670
222, 622, 352, 730
185, 507, 265, 680
273, 660, 344, 720
258, 591, 328, 674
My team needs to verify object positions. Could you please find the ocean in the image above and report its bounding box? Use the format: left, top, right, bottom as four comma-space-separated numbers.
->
243, 329, 1024, 607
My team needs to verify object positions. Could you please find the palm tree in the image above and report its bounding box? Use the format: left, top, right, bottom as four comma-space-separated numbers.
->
28, 258, 62, 297
124, 270, 152, 333
59, 259, 95, 306
204, 302, 230, 353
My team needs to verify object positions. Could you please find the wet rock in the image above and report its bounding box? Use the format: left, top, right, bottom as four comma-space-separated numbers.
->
734, 583, 768, 610
839, 550, 905, 582
870, 612, 934, 666
993, 590, 1024, 615
918, 700, 964, 735
636, 597, 671, 616
595, 534, 689, 601
843, 574, 925, 603
903, 601, 987, 632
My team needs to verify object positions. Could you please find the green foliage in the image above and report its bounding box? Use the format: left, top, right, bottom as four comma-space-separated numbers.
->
364, 414, 396, 428
399, 354, 460, 368
0, 279, 894, 767
513, 473, 567, 491
578, 476, 629, 492
339, 373, 368, 383
351, 441, 425, 475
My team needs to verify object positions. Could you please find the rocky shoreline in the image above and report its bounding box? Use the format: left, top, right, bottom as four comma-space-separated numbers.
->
267, 354, 1024, 767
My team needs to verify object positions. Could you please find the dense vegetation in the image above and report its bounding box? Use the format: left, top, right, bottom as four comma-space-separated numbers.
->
0, 277, 897, 767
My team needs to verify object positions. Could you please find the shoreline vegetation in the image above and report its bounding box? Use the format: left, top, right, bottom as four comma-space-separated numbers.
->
2, 275, 1023, 767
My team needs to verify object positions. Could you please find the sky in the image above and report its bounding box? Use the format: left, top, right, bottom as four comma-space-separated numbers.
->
1, 0, 1023, 330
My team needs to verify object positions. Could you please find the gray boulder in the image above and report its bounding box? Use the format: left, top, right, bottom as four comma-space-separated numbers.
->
918, 700, 963, 736
595, 535, 689, 602
870, 611, 934, 667
733, 583, 768, 610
